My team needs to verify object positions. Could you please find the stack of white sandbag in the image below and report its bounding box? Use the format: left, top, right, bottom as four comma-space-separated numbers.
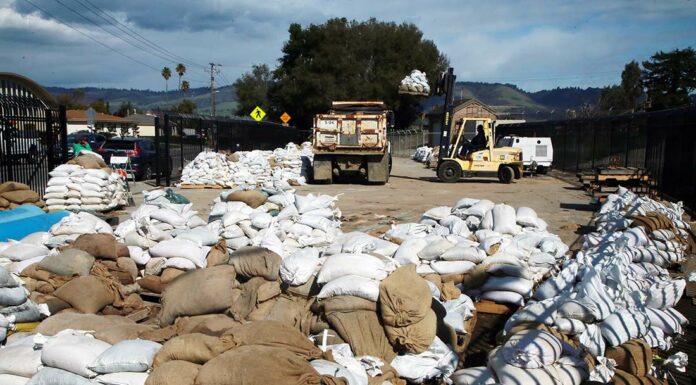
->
179, 151, 236, 187
271, 142, 313, 185
385, 198, 565, 306
399, 70, 430, 94
115, 189, 212, 270
412, 146, 433, 163
46, 212, 113, 248
0, 265, 47, 337
43, 164, 127, 213
2, 331, 161, 385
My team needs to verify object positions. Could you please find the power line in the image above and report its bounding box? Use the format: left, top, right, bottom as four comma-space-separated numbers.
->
24, 0, 161, 72
74, 0, 205, 69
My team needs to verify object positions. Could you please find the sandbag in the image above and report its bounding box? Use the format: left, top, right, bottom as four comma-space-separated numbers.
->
223, 320, 323, 360
152, 333, 237, 367
228, 246, 281, 280
53, 276, 114, 313
149, 239, 208, 268
393, 238, 428, 265
451, 367, 498, 385
317, 275, 381, 302
174, 314, 241, 336
500, 329, 562, 369
69, 233, 129, 260
0, 243, 49, 262
318, 253, 395, 283
159, 265, 238, 326
145, 360, 200, 385
605, 339, 652, 376
36, 314, 134, 336
94, 324, 158, 345
0, 342, 42, 377
280, 248, 320, 286
384, 309, 437, 354
89, 339, 162, 374
599, 309, 650, 347
224, 190, 267, 208
611, 369, 666, 385
0, 374, 30, 385
481, 276, 534, 297
379, 265, 432, 327
488, 346, 587, 385
94, 372, 148, 385
25, 367, 93, 385
37, 249, 94, 277
41, 330, 112, 377
2, 189, 39, 204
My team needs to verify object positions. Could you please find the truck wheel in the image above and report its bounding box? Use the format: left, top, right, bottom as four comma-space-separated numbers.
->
498, 165, 514, 184
437, 160, 462, 183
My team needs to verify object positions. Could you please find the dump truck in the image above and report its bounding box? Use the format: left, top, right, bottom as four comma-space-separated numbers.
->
311, 101, 393, 184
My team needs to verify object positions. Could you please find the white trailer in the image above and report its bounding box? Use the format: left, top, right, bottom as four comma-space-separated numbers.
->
496, 136, 553, 173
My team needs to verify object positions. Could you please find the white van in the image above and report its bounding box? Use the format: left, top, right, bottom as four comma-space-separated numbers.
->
496, 136, 553, 173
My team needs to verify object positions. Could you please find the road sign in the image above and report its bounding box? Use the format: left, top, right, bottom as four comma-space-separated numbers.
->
280, 112, 291, 124
250, 106, 266, 122
86, 107, 96, 127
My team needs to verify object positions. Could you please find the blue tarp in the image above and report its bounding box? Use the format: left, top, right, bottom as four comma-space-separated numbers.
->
0, 205, 69, 242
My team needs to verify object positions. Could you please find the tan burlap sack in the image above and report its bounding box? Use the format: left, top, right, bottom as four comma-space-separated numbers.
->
223, 320, 323, 360
605, 339, 652, 377
440, 281, 462, 301
1, 189, 39, 204
0, 181, 30, 193
38, 249, 95, 277
195, 345, 344, 385
379, 265, 432, 327
71, 154, 108, 169
262, 295, 314, 334
53, 275, 114, 313
159, 265, 238, 326
36, 313, 134, 335
29, 292, 71, 314
174, 314, 241, 336
206, 240, 229, 266
611, 369, 666, 385
152, 333, 237, 367
138, 275, 165, 294
145, 360, 201, 385
224, 190, 267, 208
21, 264, 73, 289
322, 295, 378, 313
94, 323, 158, 344
229, 246, 281, 281
69, 233, 130, 260
384, 309, 437, 354
0, 197, 10, 208
161, 268, 186, 284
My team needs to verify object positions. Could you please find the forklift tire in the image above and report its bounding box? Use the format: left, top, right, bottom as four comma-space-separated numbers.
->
437, 160, 462, 183
498, 165, 514, 184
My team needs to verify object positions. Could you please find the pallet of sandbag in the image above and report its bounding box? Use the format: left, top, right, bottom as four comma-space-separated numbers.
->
179, 184, 226, 189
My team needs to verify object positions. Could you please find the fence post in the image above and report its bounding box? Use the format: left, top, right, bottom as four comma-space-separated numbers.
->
179, 117, 184, 176
164, 114, 171, 187
58, 106, 68, 164
198, 118, 203, 153
591, 125, 597, 169
154, 116, 160, 186
45, 108, 55, 171
624, 121, 631, 168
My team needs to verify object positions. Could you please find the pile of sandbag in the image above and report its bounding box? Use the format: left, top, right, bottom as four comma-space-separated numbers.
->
43, 154, 127, 213
412, 146, 433, 163
399, 69, 430, 94
179, 151, 236, 187
0, 182, 45, 212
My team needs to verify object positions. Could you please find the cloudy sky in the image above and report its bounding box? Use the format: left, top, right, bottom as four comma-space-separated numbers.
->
1, 0, 695, 92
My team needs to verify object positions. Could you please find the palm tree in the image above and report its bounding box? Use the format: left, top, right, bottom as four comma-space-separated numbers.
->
175, 63, 186, 91
181, 80, 190, 94
161, 67, 172, 92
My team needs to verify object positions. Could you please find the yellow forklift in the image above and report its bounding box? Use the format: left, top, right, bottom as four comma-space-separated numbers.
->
433, 68, 523, 183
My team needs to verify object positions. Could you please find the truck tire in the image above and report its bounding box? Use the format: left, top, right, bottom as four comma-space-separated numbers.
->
498, 165, 514, 184
367, 151, 390, 184
312, 155, 332, 184
437, 160, 462, 183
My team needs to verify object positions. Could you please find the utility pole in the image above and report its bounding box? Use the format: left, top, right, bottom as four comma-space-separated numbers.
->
206, 63, 221, 117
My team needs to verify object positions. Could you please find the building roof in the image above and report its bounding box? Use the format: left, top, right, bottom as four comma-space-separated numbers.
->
66, 109, 132, 124
426, 98, 497, 116
127, 113, 156, 126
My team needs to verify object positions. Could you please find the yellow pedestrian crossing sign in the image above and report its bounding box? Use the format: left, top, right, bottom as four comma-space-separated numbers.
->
250, 106, 266, 122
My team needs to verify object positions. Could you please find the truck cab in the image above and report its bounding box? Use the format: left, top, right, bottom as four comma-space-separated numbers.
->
312, 101, 393, 184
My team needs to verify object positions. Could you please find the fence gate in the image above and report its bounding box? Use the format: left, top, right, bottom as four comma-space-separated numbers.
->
0, 73, 68, 196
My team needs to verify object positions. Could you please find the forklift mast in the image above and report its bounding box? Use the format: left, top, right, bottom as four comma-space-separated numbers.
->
437, 68, 456, 163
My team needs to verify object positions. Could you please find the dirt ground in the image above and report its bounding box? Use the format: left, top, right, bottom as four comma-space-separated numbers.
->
125, 157, 595, 246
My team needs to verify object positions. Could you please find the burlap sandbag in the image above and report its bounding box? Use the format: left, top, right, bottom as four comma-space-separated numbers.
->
36, 313, 134, 335
229, 246, 281, 280
223, 320, 323, 360
94, 323, 158, 344
174, 314, 241, 336
441, 281, 462, 301
262, 294, 314, 334
71, 154, 108, 169
69, 233, 129, 260
53, 275, 114, 313
0, 181, 30, 193
159, 265, 238, 326
195, 345, 344, 385
323, 296, 397, 362
29, 292, 71, 314
153, 333, 237, 367
21, 264, 72, 289
206, 240, 229, 266
226, 278, 264, 321
630, 212, 674, 233
322, 295, 378, 313
22, 276, 54, 294
1, 189, 39, 204
0, 197, 10, 208
161, 268, 186, 284
379, 265, 432, 327
284, 274, 321, 298
384, 309, 437, 354
611, 369, 666, 385
141, 325, 178, 343
38, 249, 94, 277
224, 189, 267, 208
605, 339, 652, 376
145, 360, 201, 385
138, 275, 165, 294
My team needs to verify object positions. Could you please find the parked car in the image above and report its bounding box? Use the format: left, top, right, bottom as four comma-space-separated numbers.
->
67, 132, 107, 158
97, 137, 171, 180
0, 120, 42, 163
496, 135, 553, 173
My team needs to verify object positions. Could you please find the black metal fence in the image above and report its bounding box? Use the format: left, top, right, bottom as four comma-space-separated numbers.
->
154, 113, 311, 186
497, 107, 696, 210
1, 78, 68, 196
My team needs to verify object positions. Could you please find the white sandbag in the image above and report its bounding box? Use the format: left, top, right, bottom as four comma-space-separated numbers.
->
221, 211, 250, 227
480, 291, 525, 306
516, 207, 539, 227
25, 367, 93, 385
390, 337, 458, 383
187, 215, 207, 229
317, 253, 395, 283
451, 366, 497, 385
643, 326, 672, 351
644, 279, 685, 309
464, 199, 494, 218
295, 194, 336, 214
500, 329, 562, 369
250, 212, 273, 229
174, 229, 219, 246
317, 275, 380, 302
19, 232, 51, 246
621, 227, 649, 247
481, 276, 534, 297
578, 324, 605, 357
599, 309, 649, 347
0, 374, 29, 385
417, 238, 455, 260
0, 265, 18, 288
221, 224, 245, 239
489, 346, 587, 385
646, 307, 683, 335
162, 257, 198, 270
422, 206, 452, 221
47, 177, 71, 187
486, 264, 534, 280
442, 295, 475, 334
89, 339, 161, 374
280, 248, 320, 286
340, 233, 399, 257
126, 246, 150, 265
492, 204, 518, 234
227, 236, 251, 250
310, 359, 364, 385
298, 215, 335, 233
149, 209, 187, 227
454, 198, 480, 210
0, 286, 28, 307
288, 223, 313, 237
94, 372, 148, 385
148, 239, 208, 268
533, 262, 578, 300
394, 238, 429, 265
41, 330, 112, 377
7, 256, 46, 274
0, 243, 48, 262
441, 246, 486, 263
0, 343, 42, 377
430, 260, 476, 275
553, 317, 587, 335
45, 185, 69, 193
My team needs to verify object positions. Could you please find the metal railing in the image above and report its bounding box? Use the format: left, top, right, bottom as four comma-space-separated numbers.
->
387, 129, 437, 158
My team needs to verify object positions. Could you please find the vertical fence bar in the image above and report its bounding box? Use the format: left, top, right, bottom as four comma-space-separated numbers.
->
198, 118, 203, 153
164, 114, 171, 187
154, 116, 161, 186
59, 106, 68, 164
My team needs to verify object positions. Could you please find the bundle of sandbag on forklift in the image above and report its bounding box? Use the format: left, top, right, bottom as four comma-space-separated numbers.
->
399, 70, 431, 94
0, 186, 690, 385
43, 152, 128, 213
